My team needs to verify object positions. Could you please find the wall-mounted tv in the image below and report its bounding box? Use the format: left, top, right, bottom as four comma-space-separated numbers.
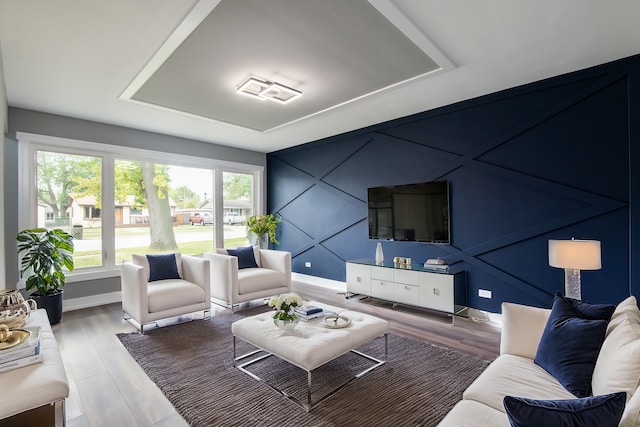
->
367, 181, 450, 243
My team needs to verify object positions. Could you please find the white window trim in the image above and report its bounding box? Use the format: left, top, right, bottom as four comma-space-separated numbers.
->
17, 132, 264, 281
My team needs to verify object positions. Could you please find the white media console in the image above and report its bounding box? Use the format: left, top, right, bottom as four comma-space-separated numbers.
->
346, 259, 467, 316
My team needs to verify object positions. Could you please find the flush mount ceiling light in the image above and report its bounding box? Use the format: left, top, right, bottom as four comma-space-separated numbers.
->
236, 76, 302, 104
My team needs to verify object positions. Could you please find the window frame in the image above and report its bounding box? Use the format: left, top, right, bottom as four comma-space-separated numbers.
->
17, 132, 264, 283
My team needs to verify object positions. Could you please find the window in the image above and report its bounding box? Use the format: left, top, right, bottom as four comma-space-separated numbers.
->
35, 150, 103, 268
223, 171, 253, 248
84, 207, 101, 219
18, 133, 263, 281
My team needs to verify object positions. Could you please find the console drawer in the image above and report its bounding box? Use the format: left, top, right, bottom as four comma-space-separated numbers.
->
394, 283, 420, 305
394, 269, 419, 286
371, 279, 394, 300
371, 265, 394, 282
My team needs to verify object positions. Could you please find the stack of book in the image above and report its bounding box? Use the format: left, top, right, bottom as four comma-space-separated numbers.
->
294, 305, 324, 322
423, 262, 450, 273
0, 326, 42, 374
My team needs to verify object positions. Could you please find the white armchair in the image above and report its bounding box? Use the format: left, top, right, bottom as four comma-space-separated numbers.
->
121, 253, 211, 332
204, 247, 291, 310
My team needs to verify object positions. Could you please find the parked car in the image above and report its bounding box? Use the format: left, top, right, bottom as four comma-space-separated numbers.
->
223, 212, 246, 225
189, 213, 213, 225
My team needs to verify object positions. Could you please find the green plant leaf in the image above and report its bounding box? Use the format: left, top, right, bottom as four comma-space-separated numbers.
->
16, 228, 75, 295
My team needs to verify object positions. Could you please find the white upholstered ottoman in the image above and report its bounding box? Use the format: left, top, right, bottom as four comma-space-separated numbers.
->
231, 302, 388, 411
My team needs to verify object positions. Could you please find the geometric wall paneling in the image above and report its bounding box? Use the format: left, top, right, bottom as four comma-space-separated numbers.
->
268, 55, 640, 312
323, 133, 458, 200
448, 165, 585, 249
445, 160, 627, 310
267, 157, 316, 213
275, 219, 315, 258
277, 182, 364, 240
290, 244, 349, 283
436, 243, 552, 312
478, 79, 629, 201
269, 134, 371, 180
322, 132, 460, 201
379, 74, 605, 155
427, 70, 628, 183
450, 161, 627, 251
629, 58, 640, 298
320, 220, 371, 269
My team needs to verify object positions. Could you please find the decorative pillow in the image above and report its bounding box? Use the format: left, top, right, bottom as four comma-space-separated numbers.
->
607, 296, 640, 337
534, 292, 616, 397
131, 253, 182, 281
146, 253, 181, 282
503, 392, 626, 427
592, 316, 640, 399
252, 245, 261, 268
227, 246, 259, 269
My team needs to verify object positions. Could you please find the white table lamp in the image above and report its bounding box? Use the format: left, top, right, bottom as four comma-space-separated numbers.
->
548, 239, 601, 300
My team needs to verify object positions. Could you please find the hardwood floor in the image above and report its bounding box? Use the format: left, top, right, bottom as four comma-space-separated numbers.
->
54, 281, 501, 426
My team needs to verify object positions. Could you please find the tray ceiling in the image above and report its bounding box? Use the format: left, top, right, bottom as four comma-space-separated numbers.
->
1, 1, 639, 152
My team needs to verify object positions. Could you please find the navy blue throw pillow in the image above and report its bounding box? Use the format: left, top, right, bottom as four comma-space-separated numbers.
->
534, 292, 615, 398
146, 253, 181, 282
227, 246, 259, 269
503, 392, 626, 427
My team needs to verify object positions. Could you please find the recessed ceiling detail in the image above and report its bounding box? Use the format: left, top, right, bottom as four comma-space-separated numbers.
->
122, 0, 447, 132
237, 76, 302, 104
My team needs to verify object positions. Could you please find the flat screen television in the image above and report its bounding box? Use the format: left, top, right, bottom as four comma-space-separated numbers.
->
367, 181, 450, 243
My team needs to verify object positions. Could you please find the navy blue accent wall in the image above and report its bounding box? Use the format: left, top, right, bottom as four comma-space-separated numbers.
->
268, 54, 640, 312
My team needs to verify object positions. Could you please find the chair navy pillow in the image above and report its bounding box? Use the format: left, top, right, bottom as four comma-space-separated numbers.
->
503, 392, 626, 427
534, 292, 616, 397
146, 253, 181, 282
227, 246, 259, 269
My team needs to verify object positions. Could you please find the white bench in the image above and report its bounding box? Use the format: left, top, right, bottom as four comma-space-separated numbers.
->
0, 309, 69, 426
231, 302, 388, 411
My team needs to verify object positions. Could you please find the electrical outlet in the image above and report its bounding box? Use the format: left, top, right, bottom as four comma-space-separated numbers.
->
478, 289, 492, 299
305, 261, 311, 268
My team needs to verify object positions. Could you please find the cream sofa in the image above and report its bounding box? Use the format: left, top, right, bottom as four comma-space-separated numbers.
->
204, 247, 291, 310
438, 297, 640, 427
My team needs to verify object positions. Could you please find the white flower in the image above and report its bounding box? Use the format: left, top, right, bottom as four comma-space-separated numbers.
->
267, 296, 278, 308
269, 293, 303, 321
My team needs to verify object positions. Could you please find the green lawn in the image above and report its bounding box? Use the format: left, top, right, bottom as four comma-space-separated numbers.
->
73, 226, 249, 269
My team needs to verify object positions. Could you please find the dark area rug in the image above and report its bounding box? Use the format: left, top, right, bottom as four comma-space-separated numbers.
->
117, 307, 490, 427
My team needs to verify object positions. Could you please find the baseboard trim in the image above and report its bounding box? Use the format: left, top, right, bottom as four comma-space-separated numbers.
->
292, 272, 347, 293
63, 291, 122, 312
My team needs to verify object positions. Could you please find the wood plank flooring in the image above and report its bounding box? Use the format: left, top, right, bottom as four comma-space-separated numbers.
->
53, 281, 501, 426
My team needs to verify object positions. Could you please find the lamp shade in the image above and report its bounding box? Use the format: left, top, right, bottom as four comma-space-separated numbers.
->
548, 239, 602, 270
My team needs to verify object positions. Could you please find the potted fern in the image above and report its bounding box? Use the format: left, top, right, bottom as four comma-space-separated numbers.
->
17, 228, 74, 324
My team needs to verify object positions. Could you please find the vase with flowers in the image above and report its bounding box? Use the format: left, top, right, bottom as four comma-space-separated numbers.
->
247, 214, 281, 249
267, 293, 303, 330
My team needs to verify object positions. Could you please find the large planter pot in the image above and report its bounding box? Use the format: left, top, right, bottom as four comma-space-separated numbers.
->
31, 291, 64, 325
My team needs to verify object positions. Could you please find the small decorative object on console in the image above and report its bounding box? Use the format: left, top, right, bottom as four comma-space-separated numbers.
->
375, 242, 384, 264
424, 258, 450, 273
